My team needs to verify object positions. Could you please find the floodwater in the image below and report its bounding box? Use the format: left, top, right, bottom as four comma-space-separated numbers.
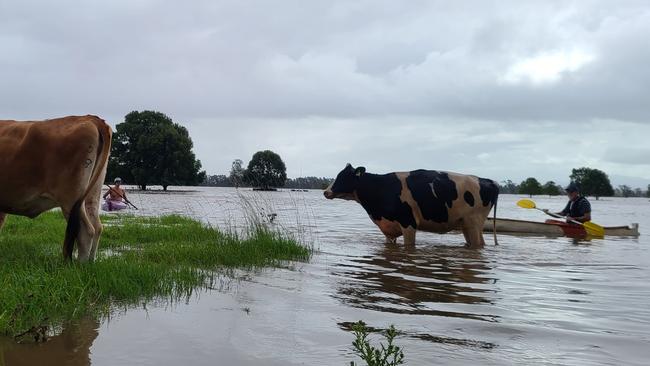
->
2, 187, 649, 365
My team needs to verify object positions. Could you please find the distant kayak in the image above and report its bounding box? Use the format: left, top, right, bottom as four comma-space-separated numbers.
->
102, 200, 128, 212
484, 217, 639, 238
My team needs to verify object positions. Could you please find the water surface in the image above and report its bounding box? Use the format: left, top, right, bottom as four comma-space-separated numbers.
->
2, 188, 649, 365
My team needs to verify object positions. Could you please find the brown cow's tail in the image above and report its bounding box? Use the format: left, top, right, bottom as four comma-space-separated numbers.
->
63, 116, 112, 260
63, 200, 83, 259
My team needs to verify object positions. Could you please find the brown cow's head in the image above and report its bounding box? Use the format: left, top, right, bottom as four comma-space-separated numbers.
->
323, 163, 365, 200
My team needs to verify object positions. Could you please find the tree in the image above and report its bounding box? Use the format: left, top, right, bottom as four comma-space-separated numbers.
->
519, 177, 542, 197
202, 174, 231, 187
500, 180, 518, 194
647, 184, 650, 198
244, 150, 287, 190
285, 177, 334, 190
542, 181, 562, 196
618, 185, 633, 198
570, 167, 614, 199
229, 159, 245, 188
109, 110, 206, 190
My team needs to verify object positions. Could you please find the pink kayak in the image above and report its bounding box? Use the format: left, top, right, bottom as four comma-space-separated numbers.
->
102, 200, 128, 212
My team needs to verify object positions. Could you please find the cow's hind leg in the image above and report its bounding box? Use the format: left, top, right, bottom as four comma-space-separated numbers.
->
462, 218, 486, 249
0, 213, 6, 230
76, 210, 96, 262
84, 195, 103, 261
402, 226, 416, 247
81, 167, 106, 261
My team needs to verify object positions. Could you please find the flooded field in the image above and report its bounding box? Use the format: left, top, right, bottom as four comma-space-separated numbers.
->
2, 187, 650, 365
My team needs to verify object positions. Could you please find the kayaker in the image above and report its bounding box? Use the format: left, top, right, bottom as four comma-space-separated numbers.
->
545, 183, 591, 223
103, 177, 127, 203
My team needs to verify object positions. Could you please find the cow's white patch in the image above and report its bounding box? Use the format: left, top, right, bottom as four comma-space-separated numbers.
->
429, 182, 438, 199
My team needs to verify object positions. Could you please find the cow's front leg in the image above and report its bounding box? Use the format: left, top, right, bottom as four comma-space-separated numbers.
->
401, 226, 416, 247
0, 213, 6, 230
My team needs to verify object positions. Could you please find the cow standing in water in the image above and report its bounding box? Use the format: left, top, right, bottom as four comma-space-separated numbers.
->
324, 164, 499, 248
0, 115, 112, 261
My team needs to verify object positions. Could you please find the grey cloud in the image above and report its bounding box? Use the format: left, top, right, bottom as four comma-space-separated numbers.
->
1, 1, 649, 186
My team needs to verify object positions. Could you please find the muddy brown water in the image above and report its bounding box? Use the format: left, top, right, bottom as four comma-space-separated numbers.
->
2, 188, 650, 365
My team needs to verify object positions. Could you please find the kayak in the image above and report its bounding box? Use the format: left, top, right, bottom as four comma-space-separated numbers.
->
483, 217, 639, 237
102, 200, 128, 212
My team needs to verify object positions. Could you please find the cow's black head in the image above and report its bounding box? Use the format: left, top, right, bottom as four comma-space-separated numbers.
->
324, 163, 366, 200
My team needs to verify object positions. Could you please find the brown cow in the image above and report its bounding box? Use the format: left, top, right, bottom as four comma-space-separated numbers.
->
0, 115, 112, 261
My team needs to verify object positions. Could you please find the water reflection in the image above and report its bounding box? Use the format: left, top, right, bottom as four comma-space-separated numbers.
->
1, 317, 98, 366
333, 243, 499, 322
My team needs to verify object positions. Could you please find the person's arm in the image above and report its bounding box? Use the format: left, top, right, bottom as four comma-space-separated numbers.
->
567, 212, 590, 223
568, 200, 591, 223
103, 189, 110, 199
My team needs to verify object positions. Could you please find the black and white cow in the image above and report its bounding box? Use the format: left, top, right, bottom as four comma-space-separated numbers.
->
324, 164, 498, 248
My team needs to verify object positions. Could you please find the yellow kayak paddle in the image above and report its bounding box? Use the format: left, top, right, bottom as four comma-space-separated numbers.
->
516, 199, 605, 237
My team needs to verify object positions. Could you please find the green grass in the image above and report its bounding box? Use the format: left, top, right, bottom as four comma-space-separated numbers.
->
0, 212, 311, 337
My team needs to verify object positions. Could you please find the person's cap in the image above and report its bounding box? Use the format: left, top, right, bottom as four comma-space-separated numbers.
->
114, 177, 122, 183
565, 182, 579, 193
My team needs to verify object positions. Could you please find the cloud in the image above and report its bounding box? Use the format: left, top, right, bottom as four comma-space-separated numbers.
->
1, 1, 649, 186
501, 49, 596, 85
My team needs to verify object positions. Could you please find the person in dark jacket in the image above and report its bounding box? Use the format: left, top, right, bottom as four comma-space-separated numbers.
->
545, 183, 591, 223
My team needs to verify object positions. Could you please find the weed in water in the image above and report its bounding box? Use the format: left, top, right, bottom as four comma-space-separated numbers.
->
349, 321, 405, 366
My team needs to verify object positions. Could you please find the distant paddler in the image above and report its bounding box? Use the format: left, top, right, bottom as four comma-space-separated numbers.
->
543, 183, 591, 223
102, 178, 129, 211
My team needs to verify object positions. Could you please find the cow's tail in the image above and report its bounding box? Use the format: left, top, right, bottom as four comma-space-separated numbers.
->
492, 184, 499, 246
63, 117, 112, 260
63, 200, 83, 259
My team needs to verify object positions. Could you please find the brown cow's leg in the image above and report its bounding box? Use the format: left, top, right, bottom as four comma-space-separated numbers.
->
402, 227, 416, 247
0, 212, 6, 229
72, 165, 106, 262
84, 195, 102, 261
75, 202, 96, 262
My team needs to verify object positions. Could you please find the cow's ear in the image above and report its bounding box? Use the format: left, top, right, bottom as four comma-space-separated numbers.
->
355, 167, 366, 177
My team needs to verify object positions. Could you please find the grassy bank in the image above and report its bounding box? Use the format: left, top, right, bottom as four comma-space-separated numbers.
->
0, 212, 311, 337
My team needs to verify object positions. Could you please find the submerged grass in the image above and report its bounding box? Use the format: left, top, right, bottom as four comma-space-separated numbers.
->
0, 211, 311, 337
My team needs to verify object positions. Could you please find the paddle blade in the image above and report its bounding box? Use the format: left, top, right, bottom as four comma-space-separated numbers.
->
583, 221, 605, 237
516, 199, 537, 209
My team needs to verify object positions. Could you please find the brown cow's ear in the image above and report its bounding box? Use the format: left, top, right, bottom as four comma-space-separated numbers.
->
355, 167, 366, 176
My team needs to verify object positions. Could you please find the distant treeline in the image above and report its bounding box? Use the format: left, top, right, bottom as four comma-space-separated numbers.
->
501, 167, 650, 198
202, 174, 333, 190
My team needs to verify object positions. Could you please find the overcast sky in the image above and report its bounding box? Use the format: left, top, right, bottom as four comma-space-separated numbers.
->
1, 1, 649, 186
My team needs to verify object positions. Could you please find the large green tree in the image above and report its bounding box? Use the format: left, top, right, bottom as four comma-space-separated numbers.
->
519, 177, 542, 197
108, 110, 206, 190
570, 167, 614, 199
542, 181, 562, 196
244, 150, 287, 190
